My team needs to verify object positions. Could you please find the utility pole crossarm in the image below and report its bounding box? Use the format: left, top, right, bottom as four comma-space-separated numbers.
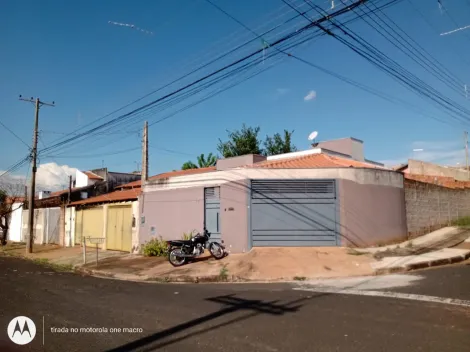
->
19, 95, 55, 254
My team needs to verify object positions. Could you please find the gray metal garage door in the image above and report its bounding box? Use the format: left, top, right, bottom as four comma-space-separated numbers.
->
250, 180, 339, 247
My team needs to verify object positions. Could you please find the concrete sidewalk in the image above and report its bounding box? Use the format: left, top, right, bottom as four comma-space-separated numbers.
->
79, 247, 377, 282
372, 248, 470, 274
0, 243, 125, 268
355, 227, 468, 254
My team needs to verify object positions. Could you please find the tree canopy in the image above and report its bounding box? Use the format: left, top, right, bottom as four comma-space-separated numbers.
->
264, 129, 297, 156
181, 153, 217, 170
182, 125, 298, 170
217, 124, 264, 158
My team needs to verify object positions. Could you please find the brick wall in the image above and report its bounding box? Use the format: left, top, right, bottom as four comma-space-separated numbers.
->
405, 179, 470, 238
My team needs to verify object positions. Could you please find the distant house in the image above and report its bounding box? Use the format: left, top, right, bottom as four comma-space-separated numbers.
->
7, 167, 142, 247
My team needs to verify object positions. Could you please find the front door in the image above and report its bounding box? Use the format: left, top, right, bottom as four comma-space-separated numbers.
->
204, 187, 221, 243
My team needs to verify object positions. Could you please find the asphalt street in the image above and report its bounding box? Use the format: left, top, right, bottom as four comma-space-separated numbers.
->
0, 256, 469, 352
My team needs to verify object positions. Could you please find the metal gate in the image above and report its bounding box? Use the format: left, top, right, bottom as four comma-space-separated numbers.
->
250, 180, 339, 247
75, 207, 104, 247
106, 205, 132, 252
204, 187, 221, 243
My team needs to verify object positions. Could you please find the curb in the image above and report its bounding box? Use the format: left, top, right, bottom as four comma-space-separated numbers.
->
374, 251, 470, 275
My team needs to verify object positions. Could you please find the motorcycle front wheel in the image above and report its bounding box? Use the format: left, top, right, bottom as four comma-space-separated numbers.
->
168, 248, 187, 267
209, 242, 225, 260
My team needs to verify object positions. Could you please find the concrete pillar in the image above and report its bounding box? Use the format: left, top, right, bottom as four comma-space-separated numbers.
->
59, 205, 66, 246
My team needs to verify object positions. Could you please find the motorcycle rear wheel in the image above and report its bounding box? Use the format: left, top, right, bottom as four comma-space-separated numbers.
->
168, 248, 187, 267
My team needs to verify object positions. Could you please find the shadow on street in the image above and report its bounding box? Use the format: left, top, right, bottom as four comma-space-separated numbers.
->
104, 293, 319, 352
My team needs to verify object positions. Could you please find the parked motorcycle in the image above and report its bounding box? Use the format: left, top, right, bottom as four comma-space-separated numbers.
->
167, 228, 225, 267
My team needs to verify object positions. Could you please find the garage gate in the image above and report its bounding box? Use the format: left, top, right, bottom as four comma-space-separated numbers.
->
250, 179, 339, 247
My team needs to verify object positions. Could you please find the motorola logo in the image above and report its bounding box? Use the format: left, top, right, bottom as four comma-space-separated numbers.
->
7, 316, 36, 345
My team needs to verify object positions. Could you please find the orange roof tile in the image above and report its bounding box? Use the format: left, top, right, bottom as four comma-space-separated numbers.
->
69, 188, 141, 206
118, 167, 217, 189
251, 153, 387, 170
404, 174, 470, 189
84, 171, 103, 180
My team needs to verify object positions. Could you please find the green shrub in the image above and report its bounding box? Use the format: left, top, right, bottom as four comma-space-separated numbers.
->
219, 264, 229, 281
142, 237, 168, 257
452, 216, 470, 227
182, 230, 196, 240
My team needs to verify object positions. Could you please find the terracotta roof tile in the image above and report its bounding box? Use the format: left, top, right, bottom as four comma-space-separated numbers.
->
251, 153, 387, 170
69, 189, 140, 206
118, 167, 217, 189
404, 174, 470, 189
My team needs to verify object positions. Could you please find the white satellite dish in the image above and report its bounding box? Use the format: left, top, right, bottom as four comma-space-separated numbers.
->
308, 131, 318, 141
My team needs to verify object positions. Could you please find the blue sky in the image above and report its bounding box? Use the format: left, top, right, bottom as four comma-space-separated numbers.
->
1, 0, 470, 189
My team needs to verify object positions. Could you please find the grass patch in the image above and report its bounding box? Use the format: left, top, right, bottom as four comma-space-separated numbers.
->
346, 248, 368, 256
293, 276, 307, 281
452, 216, 470, 227
219, 264, 229, 281
32, 258, 74, 272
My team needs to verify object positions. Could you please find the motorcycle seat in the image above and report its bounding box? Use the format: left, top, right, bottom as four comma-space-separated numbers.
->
169, 240, 192, 246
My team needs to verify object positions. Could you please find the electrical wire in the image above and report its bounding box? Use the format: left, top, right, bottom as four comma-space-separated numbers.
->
205, 0, 463, 129
0, 120, 30, 149
39, 0, 391, 158
294, 0, 470, 126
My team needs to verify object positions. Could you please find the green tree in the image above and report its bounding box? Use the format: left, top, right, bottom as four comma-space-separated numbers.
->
181, 153, 217, 170
217, 124, 263, 158
264, 129, 297, 156
181, 161, 198, 170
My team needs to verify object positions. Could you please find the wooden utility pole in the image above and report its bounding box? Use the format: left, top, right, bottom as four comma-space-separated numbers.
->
465, 131, 469, 180
141, 121, 148, 183
19, 95, 55, 253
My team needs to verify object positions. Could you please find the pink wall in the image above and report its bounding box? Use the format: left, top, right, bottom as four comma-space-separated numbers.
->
339, 179, 407, 247
220, 180, 250, 253
140, 187, 205, 243
140, 182, 250, 252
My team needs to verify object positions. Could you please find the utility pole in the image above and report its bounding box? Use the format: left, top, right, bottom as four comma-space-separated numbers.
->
465, 131, 469, 180
19, 95, 55, 254
141, 121, 148, 183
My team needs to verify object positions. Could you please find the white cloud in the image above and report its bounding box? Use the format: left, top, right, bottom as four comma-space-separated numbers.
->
381, 140, 465, 167
0, 163, 77, 194
304, 90, 317, 101
36, 163, 77, 191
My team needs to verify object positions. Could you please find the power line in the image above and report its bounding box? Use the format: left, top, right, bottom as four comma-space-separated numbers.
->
296, 0, 470, 126
406, 0, 470, 67
0, 120, 30, 149
206, 0, 462, 129
37, 0, 371, 156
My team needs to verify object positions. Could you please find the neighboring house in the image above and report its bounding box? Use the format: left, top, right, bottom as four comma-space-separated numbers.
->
66, 168, 216, 253
4, 197, 25, 243
75, 168, 141, 193
6, 167, 142, 247
139, 137, 407, 253
396, 159, 470, 181
68, 185, 141, 252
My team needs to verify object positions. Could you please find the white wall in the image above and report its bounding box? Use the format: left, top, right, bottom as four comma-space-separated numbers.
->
131, 200, 140, 253
75, 170, 90, 188
65, 207, 76, 247
7, 203, 24, 242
